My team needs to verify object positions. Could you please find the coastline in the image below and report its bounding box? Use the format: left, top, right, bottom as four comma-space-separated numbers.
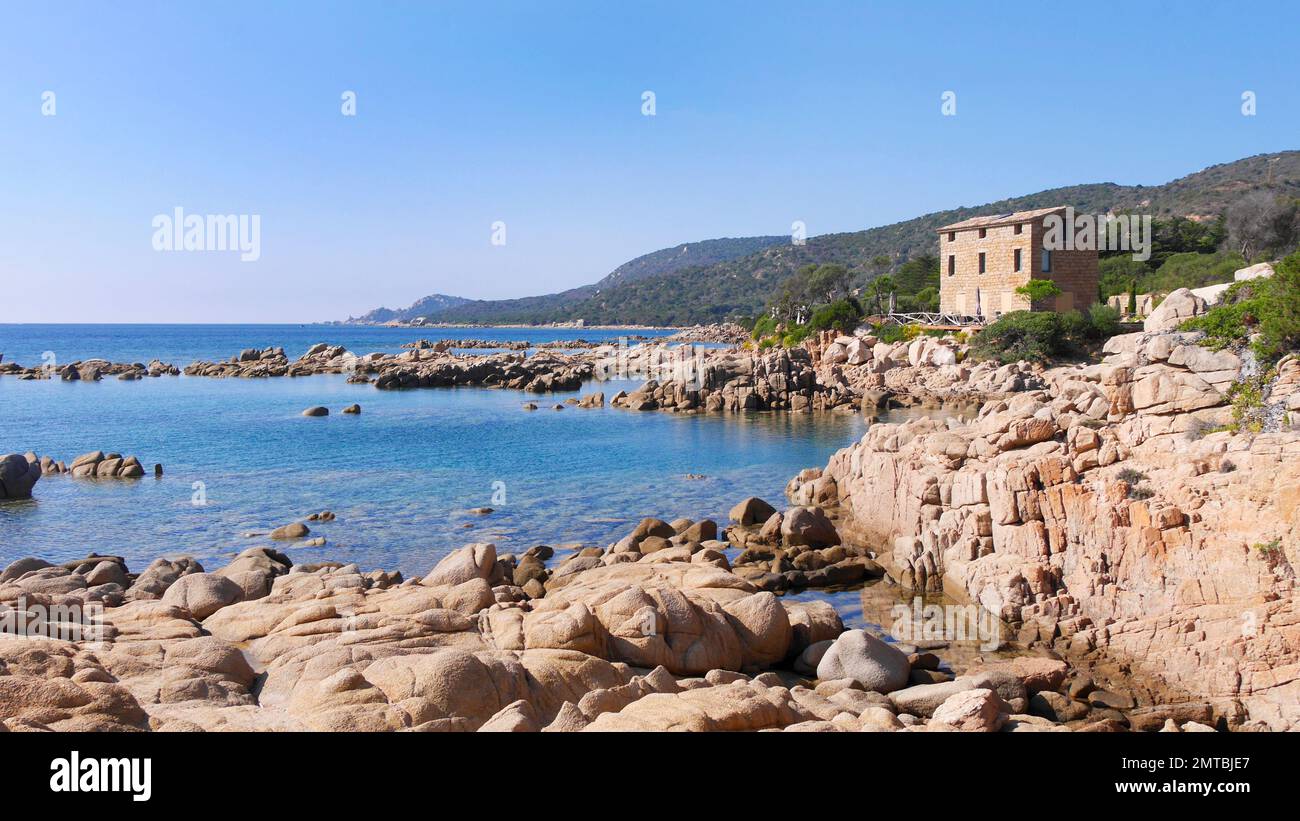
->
4, 320, 1295, 731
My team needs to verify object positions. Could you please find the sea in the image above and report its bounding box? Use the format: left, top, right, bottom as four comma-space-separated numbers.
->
0, 324, 871, 586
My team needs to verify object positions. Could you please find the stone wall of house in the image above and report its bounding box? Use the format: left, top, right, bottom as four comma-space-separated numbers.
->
939, 216, 1098, 318
1030, 220, 1099, 313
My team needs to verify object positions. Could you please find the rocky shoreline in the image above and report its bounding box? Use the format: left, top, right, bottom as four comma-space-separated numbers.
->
1, 507, 1159, 733
0, 326, 1037, 416
2, 319, 1296, 731
787, 325, 1300, 731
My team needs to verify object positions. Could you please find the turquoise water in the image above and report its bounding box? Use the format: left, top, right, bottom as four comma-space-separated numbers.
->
0, 325, 865, 577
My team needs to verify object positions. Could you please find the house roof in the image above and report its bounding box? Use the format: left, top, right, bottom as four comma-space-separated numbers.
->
937, 206, 1066, 232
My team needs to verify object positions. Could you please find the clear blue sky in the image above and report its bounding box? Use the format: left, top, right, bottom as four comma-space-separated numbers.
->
2, 0, 1297, 323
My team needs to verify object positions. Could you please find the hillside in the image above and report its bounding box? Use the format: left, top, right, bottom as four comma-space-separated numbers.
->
355, 236, 785, 325
346, 151, 1300, 326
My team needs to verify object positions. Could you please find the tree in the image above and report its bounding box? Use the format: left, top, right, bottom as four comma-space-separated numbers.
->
895, 254, 940, 295
1015, 279, 1063, 304
806, 263, 852, 303
867, 274, 896, 316
1225, 191, 1296, 261
1127, 280, 1137, 316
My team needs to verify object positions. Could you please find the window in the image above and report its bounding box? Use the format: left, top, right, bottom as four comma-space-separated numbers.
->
1013, 248, 1022, 272
1041, 248, 1052, 272
978, 228, 987, 239
947, 232, 955, 242
978, 252, 986, 274
1014, 223, 1023, 235
947, 255, 955, 276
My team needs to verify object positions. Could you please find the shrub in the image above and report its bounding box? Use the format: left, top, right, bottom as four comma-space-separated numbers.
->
1117, 467, 1147, 484
782, 325, 812, 347
1129, 485, 1155, 501
1255, 538, 1282, 558
872, 323, 917, 345
807, 298, 863, 333
970, 311, 1064, 363
1182, 250, 1300, 362
750, 314, 777, 340
1088, 303, 1122, 338
1225, 372, 1273, 433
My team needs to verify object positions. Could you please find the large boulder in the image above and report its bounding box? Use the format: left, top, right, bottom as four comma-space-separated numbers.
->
160, 572, 246, 620
0, 453, 40, 499
889, 679, 974, 717
423, 543, 498, 587
216, 547, 292, 599
821, 342, 849, 365
729, 497, 777, 526
269, 522, 310, 540
781, 506, 841, 547
1234, 262, 1274, 282
126, 557, 204, 600
1144, 288, 1207, 334
930, 688, 1009, 732
815, 629, 910, 693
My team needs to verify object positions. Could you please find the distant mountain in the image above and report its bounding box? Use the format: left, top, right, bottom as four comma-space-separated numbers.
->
350, 235, 786, 325
346, 293, 471, 324
345, 151, 1300, 326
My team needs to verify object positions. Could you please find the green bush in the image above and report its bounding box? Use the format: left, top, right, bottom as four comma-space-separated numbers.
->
970, 306, 1116, 364
807, 298, 863, 333
970, 311, 1069, 364
1181, 250, 1300, 362
1088, 303, 1122, 338
781, 325, 813, 347
872, 323, 922, 344
750, 314, 777, 340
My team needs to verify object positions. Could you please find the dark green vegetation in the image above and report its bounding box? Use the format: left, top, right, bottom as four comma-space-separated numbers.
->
969, 304, 1121, 364
750, 266, 865, 348
1097, 187, 1300, 303
1096, 216, 1233, 300
349, 151, 1300, 326
1182, 250, 1300, 363
357, 236, 786, 325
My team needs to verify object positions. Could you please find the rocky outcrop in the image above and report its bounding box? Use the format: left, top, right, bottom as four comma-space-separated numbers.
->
0, 453, 41, 499
660, 323, 748, 345
64, 451, 150, 479
1143, 288, 1207, 333
0, 359, 178, 380
799, 328, 1300, 729
2, 513, 1157, 733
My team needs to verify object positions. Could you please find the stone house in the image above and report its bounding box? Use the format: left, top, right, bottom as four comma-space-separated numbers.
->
937, 206, 1098, 320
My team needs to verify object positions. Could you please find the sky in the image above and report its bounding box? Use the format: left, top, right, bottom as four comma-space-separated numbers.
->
1, 0, 1298, 323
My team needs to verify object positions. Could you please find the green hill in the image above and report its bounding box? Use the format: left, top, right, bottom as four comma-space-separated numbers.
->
347, 151, 1300, 326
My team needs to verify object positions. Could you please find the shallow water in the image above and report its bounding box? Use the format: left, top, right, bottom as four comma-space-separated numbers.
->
1, 326, 868, 577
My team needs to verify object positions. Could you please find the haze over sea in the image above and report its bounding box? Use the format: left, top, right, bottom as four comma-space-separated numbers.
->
0, 324, 866, 577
